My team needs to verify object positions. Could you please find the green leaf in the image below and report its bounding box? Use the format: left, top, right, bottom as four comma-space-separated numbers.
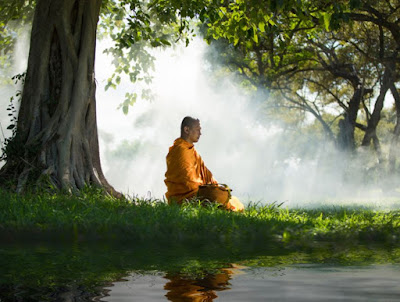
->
252, 26, 258, 43
150, 40, 161, 47
105, 82, 111, 91
258, 21, 265, 33
105, 80, 116, 91
199, 8, 207, 22
323, 13, 331, 31
160, 39, 171, 46
268, 18, 276, 26
245, 40, 253, 49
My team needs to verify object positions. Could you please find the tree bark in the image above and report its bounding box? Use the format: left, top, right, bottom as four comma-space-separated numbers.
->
361, 65, 392, 152
337, 85, 365, 151
388, 83, 400, 173
311, 41, 370, 152
0, 0, 120, 196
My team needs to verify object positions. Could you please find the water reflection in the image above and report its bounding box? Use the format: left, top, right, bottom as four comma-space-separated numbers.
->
164, 264, 245, 301
103, 263, 400, 301
2, 241, 400, 301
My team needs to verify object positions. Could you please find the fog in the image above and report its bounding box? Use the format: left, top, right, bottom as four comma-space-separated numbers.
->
1, 32, 400, 209
0, 27, 29, 160
95, 38, 400, 208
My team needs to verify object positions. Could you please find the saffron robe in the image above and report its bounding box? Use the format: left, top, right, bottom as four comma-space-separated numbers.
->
165, 138, 217, 203
164, 138, 245, 212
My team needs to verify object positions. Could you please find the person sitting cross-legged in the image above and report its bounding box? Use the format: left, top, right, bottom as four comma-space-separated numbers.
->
164, 116, 244, 212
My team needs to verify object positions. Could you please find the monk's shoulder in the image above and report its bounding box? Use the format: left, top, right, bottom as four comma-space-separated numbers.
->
168, 144, 196, 163
171, 142, 192, 154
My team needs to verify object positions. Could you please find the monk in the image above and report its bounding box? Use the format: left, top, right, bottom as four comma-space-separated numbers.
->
164, 116, 244, 212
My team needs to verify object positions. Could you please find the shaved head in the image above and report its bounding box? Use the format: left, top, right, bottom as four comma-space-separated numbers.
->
180, 116, 201, 144
181, 116, 200, 135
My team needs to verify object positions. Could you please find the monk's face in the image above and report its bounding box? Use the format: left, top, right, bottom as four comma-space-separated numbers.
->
186, 122, 202, 144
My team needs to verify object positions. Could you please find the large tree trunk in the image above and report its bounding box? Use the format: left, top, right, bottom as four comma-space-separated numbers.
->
0, 0, 120, 196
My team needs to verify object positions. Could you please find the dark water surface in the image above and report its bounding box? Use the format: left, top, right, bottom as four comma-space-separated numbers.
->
103, 265, 400, 301
1, 240, 400, 301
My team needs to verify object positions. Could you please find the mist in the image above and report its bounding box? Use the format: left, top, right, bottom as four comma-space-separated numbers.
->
0, 27, 29, 164
95, 38, 400, 209
1, 31, 400, 209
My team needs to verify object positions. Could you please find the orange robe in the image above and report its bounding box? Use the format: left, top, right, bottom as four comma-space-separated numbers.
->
164, 138, 217, 203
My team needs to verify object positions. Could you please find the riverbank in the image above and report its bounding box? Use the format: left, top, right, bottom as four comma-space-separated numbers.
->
1, 188, 399, 246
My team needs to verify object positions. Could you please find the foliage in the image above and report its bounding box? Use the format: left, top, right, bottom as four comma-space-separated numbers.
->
0, 0, 205, 114
200, 0, 400, 169
200, 0, 353, 144
0, 0, 34, 82
98, 0, 208, 114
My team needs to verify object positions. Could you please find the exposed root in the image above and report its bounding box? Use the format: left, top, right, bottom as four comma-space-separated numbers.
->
16, 167, 31, 194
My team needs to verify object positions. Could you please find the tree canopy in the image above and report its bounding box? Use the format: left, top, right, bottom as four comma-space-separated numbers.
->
201, 0, 400, 171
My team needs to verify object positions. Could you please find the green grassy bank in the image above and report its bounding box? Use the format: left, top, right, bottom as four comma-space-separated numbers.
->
1, 188, 400, 246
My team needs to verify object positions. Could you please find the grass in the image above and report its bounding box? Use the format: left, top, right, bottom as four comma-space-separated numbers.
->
1, 188, 400, 247
1, 188, 400, 300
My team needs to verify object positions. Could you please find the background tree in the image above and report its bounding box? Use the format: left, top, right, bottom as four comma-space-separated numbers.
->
202, 0, 399, 159
201, 1, 341, 142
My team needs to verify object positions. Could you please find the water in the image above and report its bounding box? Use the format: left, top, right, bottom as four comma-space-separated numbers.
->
1, 241, 400, 301
103, 265, 400, 301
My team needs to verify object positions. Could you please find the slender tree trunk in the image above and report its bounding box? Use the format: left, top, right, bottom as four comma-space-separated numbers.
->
361, 66, 392, 150
389, 83, 400, 173
372, 133, 383, 163
337, 85, 365, 151
0, 0, 120, 196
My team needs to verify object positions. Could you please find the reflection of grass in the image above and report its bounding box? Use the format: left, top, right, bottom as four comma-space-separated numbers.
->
1, 239, 400, 301
1, 188, 400, 246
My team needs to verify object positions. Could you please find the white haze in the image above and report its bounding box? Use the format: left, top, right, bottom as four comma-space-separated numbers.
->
0, 27, 29, 159
95, 38, 400, 209
1, 31, 400, 209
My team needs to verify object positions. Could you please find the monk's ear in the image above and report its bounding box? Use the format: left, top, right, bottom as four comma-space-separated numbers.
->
183, 126, 190, 135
